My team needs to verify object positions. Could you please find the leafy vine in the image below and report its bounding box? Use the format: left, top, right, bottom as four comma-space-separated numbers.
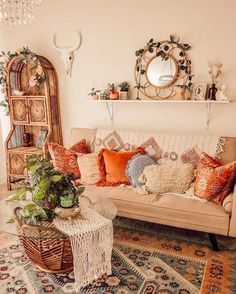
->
0, 47, 46, 114
134, 35, 193, 99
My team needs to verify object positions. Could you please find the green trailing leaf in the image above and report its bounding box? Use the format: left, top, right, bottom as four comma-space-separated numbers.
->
8, 187, 26, 201
148, 47, 154, 53
32, 190, 45, 201
164, 45, 169, 51
49, 194, 58, 203
180, 65, 187, 71
76, 186, 85, 196
7, 217, 15, 224
51, 175, 62, 183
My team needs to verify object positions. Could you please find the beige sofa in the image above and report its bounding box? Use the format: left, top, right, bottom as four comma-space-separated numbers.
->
70, 128, 236, 249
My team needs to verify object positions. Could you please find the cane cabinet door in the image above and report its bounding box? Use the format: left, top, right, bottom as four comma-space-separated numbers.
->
11, 98, 29, 124
8, 153, 27, 176
28, 98, 47, 125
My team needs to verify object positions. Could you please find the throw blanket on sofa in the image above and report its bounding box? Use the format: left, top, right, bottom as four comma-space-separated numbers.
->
94, 128, 225, 161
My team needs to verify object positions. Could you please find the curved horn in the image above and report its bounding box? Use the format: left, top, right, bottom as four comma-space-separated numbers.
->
71, 30, 82, 51
52, 32, 64, 52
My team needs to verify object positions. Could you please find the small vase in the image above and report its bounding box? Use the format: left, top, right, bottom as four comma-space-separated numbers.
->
208, 83, 217, 100
119, 91, 128, 100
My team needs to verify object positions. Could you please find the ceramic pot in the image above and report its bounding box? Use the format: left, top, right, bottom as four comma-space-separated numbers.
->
119, 91, 128, 100
109, 92, 119, 100
92, 94, 100, 100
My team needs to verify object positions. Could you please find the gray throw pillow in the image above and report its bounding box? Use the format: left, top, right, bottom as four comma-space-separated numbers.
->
126, 154, 156, 187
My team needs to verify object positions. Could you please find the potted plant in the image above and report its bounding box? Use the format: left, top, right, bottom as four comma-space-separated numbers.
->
88, 87, 101, 100
119, 81, 130, 100
108, 83, 119, 100
8, 153, 84, 225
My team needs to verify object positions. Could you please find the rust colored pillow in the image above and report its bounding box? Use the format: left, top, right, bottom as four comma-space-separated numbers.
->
97, 147, 146, 186
48, 139, 89, 179
194, 152, 236, 204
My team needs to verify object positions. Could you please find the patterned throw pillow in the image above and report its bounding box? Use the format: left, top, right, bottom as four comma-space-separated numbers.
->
194, 153, 236, 204
140, 137, 163, 160
126, 154, 156, 187
97, 147, 146, 186
95, 131, 125, 151
181, 146, 202, 165
48, 139, 89, 179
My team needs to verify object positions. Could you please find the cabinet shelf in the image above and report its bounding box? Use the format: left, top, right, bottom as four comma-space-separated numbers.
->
92, 99, 231, 128
7, 146, 42, 154
10, 95, 46, 98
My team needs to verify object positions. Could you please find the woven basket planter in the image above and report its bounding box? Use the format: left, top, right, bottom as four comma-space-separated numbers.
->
15, 209, 73, 273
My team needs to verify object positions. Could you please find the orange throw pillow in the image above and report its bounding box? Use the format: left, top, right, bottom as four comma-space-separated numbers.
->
48, 139, 89, 179
194, 152, 236, 204
97, 148, 146, 186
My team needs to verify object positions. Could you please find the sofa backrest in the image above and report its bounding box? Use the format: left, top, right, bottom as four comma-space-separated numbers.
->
70, 128, 236, 164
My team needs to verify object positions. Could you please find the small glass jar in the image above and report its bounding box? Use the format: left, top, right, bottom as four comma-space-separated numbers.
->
60, 194, 74, 208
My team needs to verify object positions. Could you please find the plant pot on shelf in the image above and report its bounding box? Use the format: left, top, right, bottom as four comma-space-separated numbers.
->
119, 91, 128, 100
91, 93, 100, 100
109, 92, 119, 100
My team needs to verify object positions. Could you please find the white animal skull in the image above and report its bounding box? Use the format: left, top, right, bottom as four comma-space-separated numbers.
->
53, 30, 82, 77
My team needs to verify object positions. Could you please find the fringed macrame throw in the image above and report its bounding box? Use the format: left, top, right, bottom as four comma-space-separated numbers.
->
53, 208, 113, 290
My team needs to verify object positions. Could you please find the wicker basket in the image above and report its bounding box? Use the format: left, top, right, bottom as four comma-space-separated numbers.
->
15, 209, 73, 273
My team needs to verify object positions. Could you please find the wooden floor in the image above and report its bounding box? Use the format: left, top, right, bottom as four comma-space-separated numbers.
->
0, 183, 16, 200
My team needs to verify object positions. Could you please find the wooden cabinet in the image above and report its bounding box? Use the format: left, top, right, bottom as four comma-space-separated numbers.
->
5, 55, 63, 190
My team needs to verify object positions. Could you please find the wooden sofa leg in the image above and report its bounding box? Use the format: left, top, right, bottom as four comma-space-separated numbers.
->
208, 233, 220, 251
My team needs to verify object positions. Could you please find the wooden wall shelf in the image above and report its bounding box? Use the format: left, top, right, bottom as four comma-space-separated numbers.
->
92, 99, 231, 128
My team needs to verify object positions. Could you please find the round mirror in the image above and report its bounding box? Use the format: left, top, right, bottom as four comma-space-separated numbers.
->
146, 56, 178, 88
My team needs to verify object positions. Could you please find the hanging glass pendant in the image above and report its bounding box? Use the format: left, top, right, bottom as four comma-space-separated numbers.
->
0, 0, 42, 26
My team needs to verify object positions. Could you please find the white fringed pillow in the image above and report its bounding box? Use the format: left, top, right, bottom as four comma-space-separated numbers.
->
138, 161, 195, 194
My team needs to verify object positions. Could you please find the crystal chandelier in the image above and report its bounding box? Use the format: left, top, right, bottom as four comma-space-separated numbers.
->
0, 0, 42, 26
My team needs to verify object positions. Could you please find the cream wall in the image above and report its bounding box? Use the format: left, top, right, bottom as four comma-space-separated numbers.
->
0, 0, 236, 152
0, 123, 6, 184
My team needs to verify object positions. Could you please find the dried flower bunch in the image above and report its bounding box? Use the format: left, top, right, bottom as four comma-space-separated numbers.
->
208, 62, 223, 84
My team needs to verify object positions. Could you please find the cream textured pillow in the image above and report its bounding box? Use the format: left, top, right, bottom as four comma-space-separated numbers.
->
77, 153, 100, 185
138, 161, 195, 194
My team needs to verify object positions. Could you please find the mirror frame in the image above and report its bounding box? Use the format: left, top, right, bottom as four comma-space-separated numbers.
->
134, 36, 192, 100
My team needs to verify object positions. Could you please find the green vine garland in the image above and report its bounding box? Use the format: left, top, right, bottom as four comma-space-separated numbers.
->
0, 47, 46, 115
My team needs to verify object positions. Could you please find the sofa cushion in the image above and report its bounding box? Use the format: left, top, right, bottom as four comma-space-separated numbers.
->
126, 154, 156, 187
138, 161, 195, 194
48, 140, 89, 179
194, 153, 236, 203
77, 153, 100, 185
83, 185, 229, 235
97, 148, 145, 186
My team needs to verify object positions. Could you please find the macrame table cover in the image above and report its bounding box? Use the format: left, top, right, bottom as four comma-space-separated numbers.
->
53, 207, 113, 290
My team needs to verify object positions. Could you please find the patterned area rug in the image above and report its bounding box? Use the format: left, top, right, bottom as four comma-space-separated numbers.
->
1, 217, 236, 294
